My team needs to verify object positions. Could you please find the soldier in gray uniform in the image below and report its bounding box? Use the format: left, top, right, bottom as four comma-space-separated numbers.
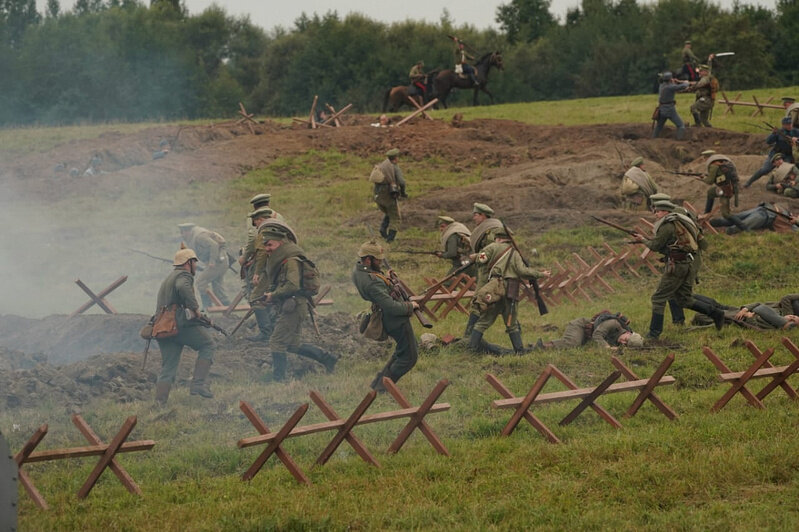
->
154, 248, 216, 404
653, 72, 689, 140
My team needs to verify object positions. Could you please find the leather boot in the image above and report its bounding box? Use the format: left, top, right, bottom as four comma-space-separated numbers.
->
464, 313, 479, 337
370, 371, 387, 392
704, 197, 715, 214
687, 299, 725, 330
290, 344, 339, 373
379, 216, 389, 239
668, 299, 685, 325
692, 112, 701, 126
155, 381, 171, 406
468, 330, 484, 352
509, 331, 526, 354
728, 215, 749, 232
385, 229, 397, 243
246, 308, 272, 342
272, 352, 287, 381
647, 313, 664, 339
190, 358, 213, 398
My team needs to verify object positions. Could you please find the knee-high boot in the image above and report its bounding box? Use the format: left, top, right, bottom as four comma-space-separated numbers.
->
464, 313, 479, 337
289, 344, 339, 373
647, 313, 664, 339
687, 299, 725, 330
190, 358, 213, 398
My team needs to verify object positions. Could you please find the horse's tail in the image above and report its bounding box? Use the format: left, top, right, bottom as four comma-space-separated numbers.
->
382, 88, 392, 113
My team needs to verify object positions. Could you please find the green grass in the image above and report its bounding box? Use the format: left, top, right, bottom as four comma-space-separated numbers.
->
5, 91, 799, 529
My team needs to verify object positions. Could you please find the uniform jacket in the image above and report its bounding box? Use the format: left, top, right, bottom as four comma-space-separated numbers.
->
352, 262, 414, 331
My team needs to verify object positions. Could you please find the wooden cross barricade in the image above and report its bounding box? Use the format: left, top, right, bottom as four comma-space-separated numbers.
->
415, 274, 475, 322
405, 96, 434, 120
236, 378, 450, 483
720, 91, 784, 116
14, 414, 155, 509
702, 337, 799, 412
69, 275, 127, 318
395, 98, 439, 127
486, 354, 677, 442
236, 102, 258, 134
320, 103, 353, 127
682, 201, 720, 235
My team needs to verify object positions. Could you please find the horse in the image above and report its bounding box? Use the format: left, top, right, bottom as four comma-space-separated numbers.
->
433, 52, 504, 109
382, 72, 438, 113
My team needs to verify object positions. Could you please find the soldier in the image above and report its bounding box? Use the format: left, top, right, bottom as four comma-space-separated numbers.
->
435, 215, 473, 274
178, 223, 231, 308
681, 40, 699, 81
731, 304, 799, 330
240, 203, 274, 299
353, 240, 420, 391
766, 159, 799, 198
454, 38, 479, 86
631, 199, 725, 338
153, 248, 216, 404
463, 202, 502, 338
260, 226, 338, 381
711, 202, 798, 234
744, 117, 799, 187
537, 312, 644, 350
409, 60, 426, 97
373, 148, 407, 243
688, 63, 716, 127
784, 96, 799, 128
469, 226, 550, 354
621, 157, 658, 209
702, 154, 746, 232
653, 72, 689, 140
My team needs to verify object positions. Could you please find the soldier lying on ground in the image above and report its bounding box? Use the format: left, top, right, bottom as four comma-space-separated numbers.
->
710, 202, 798, 234
691, 294, 799, 330
535, 311, 645, 350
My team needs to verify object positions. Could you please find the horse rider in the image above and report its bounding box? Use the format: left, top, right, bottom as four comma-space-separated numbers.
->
409, 60, 426, 97
453, 37, 479, 87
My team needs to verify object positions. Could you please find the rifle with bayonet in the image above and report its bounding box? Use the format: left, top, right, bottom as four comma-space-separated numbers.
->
130, 248, 172, 264
668, 170, 706, 180
191, 311, 229, 336
419, 258, 474, 299
382, 258, 433, 328
394, 249, 439, 256
501, 221, 548, 317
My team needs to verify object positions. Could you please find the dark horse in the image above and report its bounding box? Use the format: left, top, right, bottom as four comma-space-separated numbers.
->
383, 72, 438, 113
433, 52, 504, 109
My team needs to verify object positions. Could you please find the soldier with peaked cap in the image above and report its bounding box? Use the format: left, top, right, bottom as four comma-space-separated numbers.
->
352, 240, 419, 391
783, 97, 799, 128
240, 206, 274, 304
259, 226, 338, 381
435, 215, 473, 274
702, 154, 747, 232
178, 223, 231, 309
463, 202, 503, 339
153, 248, 216, 405
687, 63, 716, 127
621, 157, 658, 209
745, 116, 799, 187
631, 200, 724, 339
373, 148, 407, 243
469, 225, 550, 354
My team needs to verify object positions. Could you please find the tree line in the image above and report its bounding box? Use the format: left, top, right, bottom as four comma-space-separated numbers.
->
0, 0, 795, 125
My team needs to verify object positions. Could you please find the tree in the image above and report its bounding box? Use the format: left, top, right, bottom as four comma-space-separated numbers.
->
496, 0, 556, 43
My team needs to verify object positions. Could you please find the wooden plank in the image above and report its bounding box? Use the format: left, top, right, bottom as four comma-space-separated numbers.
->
14, 424, 49, 509
72, 414, 142, 496
485, 374, 560, 444
310, 392, 379, 467
69, 275, 128, 317
501, 366, 552, 436
395, 98, 438, 127
745, 339, 799, 400
238, 403, 451, 448
316, 390, 376, 465
77, 416, 137, 499
560, 371, 622, 426
242, 404, 309, 481
387, 378, 450, 455
718, 366, 791, 382
612, 354, 678, 420
491, 377, 676, 408
24, 440, 156, 463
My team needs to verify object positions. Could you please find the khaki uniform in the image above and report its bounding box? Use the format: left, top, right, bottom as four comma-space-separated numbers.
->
550, 317, 628, 349
374, 158, 406, 235
439, 221, 472, 274
689, 72, 715, 127
767, 163, 799, 198
154, 269, 214, 383
183, 226, 229, 306
704, 160, 738, 218
621, 166, 658, 207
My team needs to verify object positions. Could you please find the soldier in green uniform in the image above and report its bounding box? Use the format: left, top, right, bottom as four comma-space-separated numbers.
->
631, 200, 725, 338
178, 223, 231, 308
538, 314, 644, 350
621, 157, 658, 209
688, 64, 715, 127
469, 226, 550, 354
240, 193, 282, 295
766, 158, 799, 198
153, 248, 216, 405
681, 40, 699, 81
702, 154, 746, 232
260, 226, 338, 381
435, 215, 473, 274
373, 148, 407, 243
463, 202, 502, 338
353, 240, 420, 391
409, 60, 426, 97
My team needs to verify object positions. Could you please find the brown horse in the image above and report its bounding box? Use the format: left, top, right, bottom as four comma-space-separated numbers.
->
433, 52, 503, 109
382, 72, 438, 112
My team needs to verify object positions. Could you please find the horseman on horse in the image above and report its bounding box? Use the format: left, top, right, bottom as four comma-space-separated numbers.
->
452, 36, 480, 87
409, 60, 427, 97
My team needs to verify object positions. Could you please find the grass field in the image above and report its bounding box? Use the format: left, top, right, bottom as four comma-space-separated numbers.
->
4, 92, 799, 530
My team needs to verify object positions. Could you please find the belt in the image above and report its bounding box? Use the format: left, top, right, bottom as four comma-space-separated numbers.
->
659, 101, 676, 105
668, 252, 693, 262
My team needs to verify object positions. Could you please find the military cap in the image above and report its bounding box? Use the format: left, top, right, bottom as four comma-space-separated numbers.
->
661, 71, 673, 81
386, 148, 400, 158
652, 200, 677, 212
782, 97, 796, 103
490, 226, 512, 239
649, 192, 672, 202
631, 156, 644, 167
261, 227, 288, 242
472, 202, 494, 216
626, 332, 644, 348
782, 116, 793, 124
173, 248, 198, 266
249, 206, 274, 219
771, 153, 784, 164
177, 222, 196, 230
684, 40, 691, 45
250, 193, 271, 206
701, 149, 716, 156
358, 240, 385, 259
698, 64, 709, 71
437, 215, 455, 224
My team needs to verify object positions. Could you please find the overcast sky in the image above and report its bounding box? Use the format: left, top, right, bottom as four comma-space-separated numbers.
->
44, 0, 778, 31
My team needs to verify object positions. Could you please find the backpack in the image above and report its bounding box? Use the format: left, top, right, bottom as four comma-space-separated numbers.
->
369, 165, 385, 183
294, 255, 321, 297
584, 310, 631, 336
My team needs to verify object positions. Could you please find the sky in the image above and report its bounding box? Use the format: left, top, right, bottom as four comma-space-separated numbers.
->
43, 0, 779, 32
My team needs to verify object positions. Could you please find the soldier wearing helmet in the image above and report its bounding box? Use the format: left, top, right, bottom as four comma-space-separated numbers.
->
153, 246, 216, 405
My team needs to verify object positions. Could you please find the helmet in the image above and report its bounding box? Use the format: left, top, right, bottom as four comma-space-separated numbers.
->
661, 71, 673, 81
626, 332, 644, 348
173, 248, 198, 266
358, 240, 385, 259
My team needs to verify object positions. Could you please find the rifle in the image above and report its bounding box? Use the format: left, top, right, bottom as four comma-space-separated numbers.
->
669, 171, 705, 180
228, 294, 269, 337
763, 121, 797, 144
381, 258, 433, 328
141, 337, 152, 371
763, 206, 795, 220
130, 248, 172, 264
419, 259, 474, 298
394, 249, 439, 255
193, 313, 229, 337
590, 215, 639, 237
501, 222, 548, 316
